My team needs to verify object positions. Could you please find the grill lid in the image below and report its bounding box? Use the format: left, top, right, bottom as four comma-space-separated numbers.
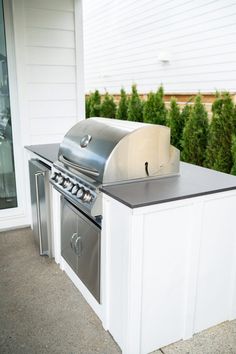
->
58, 117, 180, 184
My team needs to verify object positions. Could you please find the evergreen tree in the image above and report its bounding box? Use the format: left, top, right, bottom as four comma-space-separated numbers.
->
205, 92, 234, 173
127, 84, 143, 122
182, 95, 208, 166
179, 103, 192, 148
232, 105, 236, 135
181, 102, 192, 125
167, 97, 184, 150
212, 91, 223, 116
100, 92, 116, 118
85, 95, 91, 118
153, 86, 167, 125
143, 86, 167, 125
231, 135, 236, 175
116, 88, 128, 120
143, 92, 156, 123
89, 90, 101, 117
158, 84, 164, 99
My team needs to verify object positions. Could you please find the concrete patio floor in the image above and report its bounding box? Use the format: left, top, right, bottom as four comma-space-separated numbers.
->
0, 228, 236, 354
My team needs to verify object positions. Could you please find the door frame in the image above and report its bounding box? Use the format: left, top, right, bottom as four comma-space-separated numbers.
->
0, 0, 29, 230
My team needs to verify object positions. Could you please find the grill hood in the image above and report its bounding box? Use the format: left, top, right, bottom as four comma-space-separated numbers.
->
58, 117, 180, 185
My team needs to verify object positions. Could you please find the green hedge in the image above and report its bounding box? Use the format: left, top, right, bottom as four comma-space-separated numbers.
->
85, 86, 236, 175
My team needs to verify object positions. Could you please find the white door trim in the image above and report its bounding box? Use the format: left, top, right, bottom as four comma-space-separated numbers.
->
0, 0, 29, 230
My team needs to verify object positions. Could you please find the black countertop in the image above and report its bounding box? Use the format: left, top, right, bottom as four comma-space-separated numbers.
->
25, 143, 60, 164
25, 144, 236, 208
101, 162, 236, 208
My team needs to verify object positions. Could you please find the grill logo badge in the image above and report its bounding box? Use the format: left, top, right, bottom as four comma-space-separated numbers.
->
80, 134, 92, 148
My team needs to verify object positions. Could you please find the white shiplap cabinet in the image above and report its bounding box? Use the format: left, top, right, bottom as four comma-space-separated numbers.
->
101, 191, 236, 354
55, 188, 236, 354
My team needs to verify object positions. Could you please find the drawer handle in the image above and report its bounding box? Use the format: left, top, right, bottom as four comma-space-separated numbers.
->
74, 235, 83, 257
70, 233, 77, 250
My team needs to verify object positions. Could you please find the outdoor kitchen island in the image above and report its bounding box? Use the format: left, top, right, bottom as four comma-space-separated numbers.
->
26, 144, 236, 354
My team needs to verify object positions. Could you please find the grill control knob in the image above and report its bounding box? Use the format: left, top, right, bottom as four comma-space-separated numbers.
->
76, 187, 85, 199
65, 180, 74, 192
57, 175, 64, 185
55, 174, 61, 183
82, 190, 93, 203
71, 184, 79, 195
63, 178, 70, 188
51, 172, 58, 181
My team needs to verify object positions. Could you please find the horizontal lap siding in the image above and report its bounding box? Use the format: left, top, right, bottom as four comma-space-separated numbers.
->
83, 0, 236, 94
24, 0, 77, 144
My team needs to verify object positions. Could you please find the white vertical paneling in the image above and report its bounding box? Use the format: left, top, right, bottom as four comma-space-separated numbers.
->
141, 204, 191, 352
83, 0, 236, 93
194, 195, 236, 332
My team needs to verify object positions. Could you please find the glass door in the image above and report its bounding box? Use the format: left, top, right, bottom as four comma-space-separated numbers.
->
0, 0, 17, 209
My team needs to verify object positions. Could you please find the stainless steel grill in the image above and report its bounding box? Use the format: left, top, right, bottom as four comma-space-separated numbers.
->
50, 117, 180, 303
50, 117, 180, 220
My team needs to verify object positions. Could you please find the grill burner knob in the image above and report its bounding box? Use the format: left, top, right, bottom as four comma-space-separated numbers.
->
71, 184, 79, 195
63, 178, 70, 188
82, 190, 93, 203
57, 175, 65, 185
64, 180, 74, 191
51, 172, 58, 181
76, 187, 85, 199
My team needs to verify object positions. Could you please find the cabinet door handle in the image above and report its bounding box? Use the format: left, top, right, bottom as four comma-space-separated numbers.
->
70, 233, 77, 250
35, 171, 45, 255
74, 235, 83, 256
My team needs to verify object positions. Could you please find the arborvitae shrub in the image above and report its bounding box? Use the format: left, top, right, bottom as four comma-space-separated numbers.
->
181, 102, 192, 125
231, 135, 236, 175
212, 91, 223, 116
127, 84, 143, 122
153, 86, 167, 125
205, 92, 234, 173
232, 105, 236, 135
89, 90, 101, 117
143, 86, 167, 125
100, 92, 116, 118
167, 97, 184, 150
116, 88, 128, 120
182, 95, 208, 166
143, 92, 156, 123
85, 95, 91, 118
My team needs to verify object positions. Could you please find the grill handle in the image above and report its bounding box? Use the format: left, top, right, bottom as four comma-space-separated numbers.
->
34, 171, 45, 255
59, 154, 99, 177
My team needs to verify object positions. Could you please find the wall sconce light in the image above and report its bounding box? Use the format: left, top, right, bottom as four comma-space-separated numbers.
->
158, 50, 171, 62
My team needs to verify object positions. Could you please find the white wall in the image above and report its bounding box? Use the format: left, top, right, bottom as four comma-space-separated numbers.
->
13, 0, 84, 145
0, 0, 84, 230
83, 0, 236, 94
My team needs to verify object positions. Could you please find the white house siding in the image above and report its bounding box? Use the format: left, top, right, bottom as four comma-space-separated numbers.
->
12, 0, 83, 145
0, 0, 84, 230
83, 0, 236, 95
